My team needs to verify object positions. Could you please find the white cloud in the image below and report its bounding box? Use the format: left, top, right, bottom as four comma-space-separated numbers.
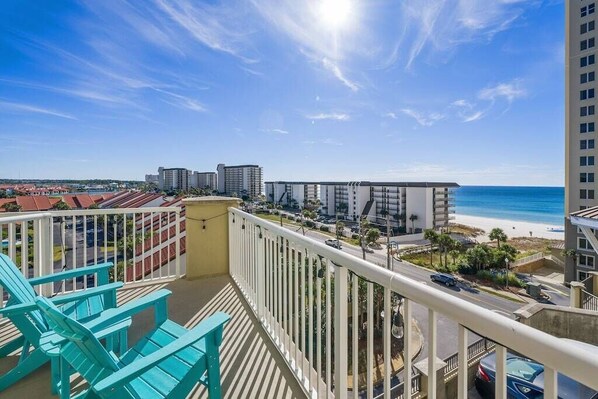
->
0, 101, 76, 120
384, 112, 398, 119
478, 80, 526, 102
397, 0, 536, 68
261, 128, 289, 134
306, 112, 350, 121
400, 108, 445, 127
322, 58, 359, 91
322, 138, 343, 146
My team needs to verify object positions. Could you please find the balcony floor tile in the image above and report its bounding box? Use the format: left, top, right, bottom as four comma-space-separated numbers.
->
0, 275, 307, 399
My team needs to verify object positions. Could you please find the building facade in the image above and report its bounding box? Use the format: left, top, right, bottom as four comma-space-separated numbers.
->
157, 167, 191, 191
566, 1, 598, 282
145, 174, 159, 185
190, 172, 217, 191
217, 164, 263, 199
266, 181, 458, 233
265, 182, 319, 207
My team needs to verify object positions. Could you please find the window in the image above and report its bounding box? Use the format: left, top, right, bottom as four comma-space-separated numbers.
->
583, 23, 588, 34
581, 172, 596, 183
581, 90, 588, 100
590, 139, 596, 148
579, 271, 590, 281
591, 190, 595, 199
582, 57, 588, 67
591, 4, 596, 15
582, 140, 588, 150
580, 105, 595, 116
583, 40, 588, 51
591, 156, 595, 165
591, 104, 596, 114
579, 254, 595, 268
580, 156, 595, 165
582, 123, 589, 133
581, 189, 588, 199
583, 6, 588, 17
591, 88, 596, 98
579, 237, 591, 250
581, 72, 596, 84
592, 21, 596, 31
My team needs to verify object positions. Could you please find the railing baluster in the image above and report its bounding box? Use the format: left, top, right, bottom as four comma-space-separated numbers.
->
72, 215, 76, 289
301, 247, 306, 382
150, 212, 154, 280
384, 287, 391, 399
21, 221, 28, 280
83, 216, 87, 289
123, 213, 127, 285
133, 212, 137, 279
316, 255, 323, 398
544, 366, 557, 399
495, 344, 507, 399
113, 216, 117, 282
175, 209, 181, 278
334, 263, 348, 399
103, 215, 107, 264
8, 222, 15, 261
282, 237, 288, 351
404, 298, 412, 399
367, 281, 374, 399
93, 215, 98, 266
352, 274, 359, 399
428, 309, 437, 399
307, 248, 314, 392
457, 324, 467, 399
141, 212, 146, 282
325, 259, 331, 398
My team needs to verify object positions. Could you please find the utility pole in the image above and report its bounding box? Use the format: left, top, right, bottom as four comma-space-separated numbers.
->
359, 216, 366, 260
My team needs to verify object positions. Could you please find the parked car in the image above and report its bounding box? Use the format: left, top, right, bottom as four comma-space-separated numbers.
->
324, 239, 342, 249
475, 339, 598, 399
429, 273, 457, 286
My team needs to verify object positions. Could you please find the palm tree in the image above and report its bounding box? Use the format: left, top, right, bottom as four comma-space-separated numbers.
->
437, 233, 454, 268
2, 202, 21, 212
409, 214, 418, 233
52, 200, 71, 210
489, 228, 507, 248
423, 229, 438, 267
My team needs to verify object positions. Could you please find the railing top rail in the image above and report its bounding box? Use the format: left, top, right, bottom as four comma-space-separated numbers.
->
582, 289, 598, 301
48, 206, 181, 217
229, 207, 598, 390
0, 212, 52, 223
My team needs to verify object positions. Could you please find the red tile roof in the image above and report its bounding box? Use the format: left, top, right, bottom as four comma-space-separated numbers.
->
0, 199, 17, 212
16, 196, 53, 212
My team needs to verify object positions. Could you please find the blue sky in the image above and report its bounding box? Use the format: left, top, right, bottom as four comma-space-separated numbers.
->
1, 0, 564, 185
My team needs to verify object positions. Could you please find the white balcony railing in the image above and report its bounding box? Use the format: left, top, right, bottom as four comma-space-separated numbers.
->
0, 207, 183, 300
228, 207, 598, 399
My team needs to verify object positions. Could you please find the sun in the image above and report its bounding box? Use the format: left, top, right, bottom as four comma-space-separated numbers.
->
318, 0, 353, 30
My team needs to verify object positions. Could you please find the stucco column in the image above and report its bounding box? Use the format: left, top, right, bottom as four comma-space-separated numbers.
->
570, 281, 585, 308
183, 196, 241, 280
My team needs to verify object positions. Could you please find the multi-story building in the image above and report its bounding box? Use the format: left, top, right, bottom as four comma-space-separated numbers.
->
266, 181, 458, 233
145, 174, 159, 185
157, 167, 191, 191
565, 1, 598, 282
217, 164, 263, 199
190, 171, 217, 191
320, 182, 458, 232
265, 181, 319, 207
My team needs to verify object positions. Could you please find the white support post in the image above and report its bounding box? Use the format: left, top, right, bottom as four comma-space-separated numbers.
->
457, 325, 468, 399
334, 264, 348, 399
175, 209, 181, 278
428, 309, 437, 399
40, 216, 53, 296
495, 345, 507, 399
403, 298, 412, 399
543, 366, 557, 399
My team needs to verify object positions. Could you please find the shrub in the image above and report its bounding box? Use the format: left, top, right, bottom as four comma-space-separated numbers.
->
457, 264, 477, 275
351, 233, 359, 240
320, 225, 330, 232
305, 220, 315, 228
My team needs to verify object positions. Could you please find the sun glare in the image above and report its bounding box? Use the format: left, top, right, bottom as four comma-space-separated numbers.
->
318, 0, 353, 30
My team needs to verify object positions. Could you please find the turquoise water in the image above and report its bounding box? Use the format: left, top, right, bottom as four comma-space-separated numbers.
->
455, 186, 565, 226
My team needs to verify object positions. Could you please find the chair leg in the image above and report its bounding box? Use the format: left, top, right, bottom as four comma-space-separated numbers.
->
0, 336, 25, 358
206, 354, 222, 399
0, 348, 48, 391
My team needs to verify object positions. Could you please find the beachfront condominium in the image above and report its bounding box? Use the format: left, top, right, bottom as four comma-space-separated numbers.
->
190, 171, 218, 191
217, 163, 263, 199
565, 1, 598, 282
265, 181, 319, 206
266, 181, 458, 233
157, 167, 191, 191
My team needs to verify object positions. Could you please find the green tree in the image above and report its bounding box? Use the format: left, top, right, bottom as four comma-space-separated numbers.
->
358, 217, 371, 260
489, 228, 507, 248
465, 244, 491, 270
2, 202, 21, 212
365, 228, 380, 245
437, 233, 454, 268
336, 220, 345, 240
409, 213, 418, 233
423, 229, 438, 267
449, 249, 461, 265
52, 200, 71, 210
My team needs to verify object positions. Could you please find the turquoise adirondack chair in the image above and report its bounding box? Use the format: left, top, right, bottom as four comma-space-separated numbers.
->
0, 253, 125, 392
36, 289, 231, 399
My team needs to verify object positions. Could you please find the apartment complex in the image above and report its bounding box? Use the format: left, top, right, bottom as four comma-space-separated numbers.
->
157, 167, 191, 191
190, 171, 217, 191
217, 164, 263, 199
265, 182, 319, 206
566, 1, 598, 282
265, 181, 458, 232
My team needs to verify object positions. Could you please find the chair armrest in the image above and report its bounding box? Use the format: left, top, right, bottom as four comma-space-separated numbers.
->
0, 302, 38, 317
0, 283, 122, 317
49, 282, 123, 305
85, 289, 173, 331
40, 318, 132, 352
28, 263, 114, 286
94, 312, 231, 394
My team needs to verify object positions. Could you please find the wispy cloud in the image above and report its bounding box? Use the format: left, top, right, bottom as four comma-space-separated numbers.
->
261, 128, 289, 134
478, 80, 526, 102
0, 101, 76, 120
400, 108, 445, 126
322, 138, 343, 146
384, 112, 398, 119
397, 0, 536, 68
322, 58, 359, 91
306, 112, 350, 121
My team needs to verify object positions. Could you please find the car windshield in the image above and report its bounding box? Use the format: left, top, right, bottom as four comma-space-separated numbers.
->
506, 358, 544, 382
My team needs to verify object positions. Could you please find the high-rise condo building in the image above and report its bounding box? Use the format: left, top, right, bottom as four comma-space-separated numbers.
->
565, 1, 598, 282
190, 171, 218, 191
217, 164, 263, 199
157, 167, 191, 191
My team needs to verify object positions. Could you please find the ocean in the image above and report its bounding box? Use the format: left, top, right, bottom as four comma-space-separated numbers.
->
454, 186, 565, 226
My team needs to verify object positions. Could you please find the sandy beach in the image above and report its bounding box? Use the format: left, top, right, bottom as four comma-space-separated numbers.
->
453, 214, 564, 241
